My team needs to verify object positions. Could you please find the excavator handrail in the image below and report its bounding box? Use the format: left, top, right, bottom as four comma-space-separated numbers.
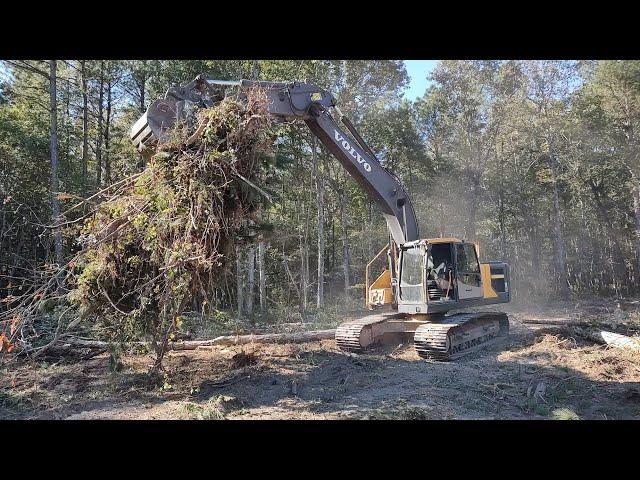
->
365, 244, 390, 309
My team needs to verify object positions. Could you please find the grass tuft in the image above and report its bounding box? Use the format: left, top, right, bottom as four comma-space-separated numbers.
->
551, 407, 580, 420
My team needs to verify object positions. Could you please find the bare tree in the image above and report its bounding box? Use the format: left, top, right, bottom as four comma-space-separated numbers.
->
104, 72, 112, 185
96, 60, 104, 188
339, 192, 350, 296
246, 245, 255, 316
49, 60, 62, 267
312, 136, 325, 308
80, 60, 89, 196
236, 245, 244, 317
258, 240, 267, 313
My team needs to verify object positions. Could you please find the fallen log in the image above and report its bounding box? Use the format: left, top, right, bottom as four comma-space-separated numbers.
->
521, 318, 583, 326
59, 338, 112, 349
39, 340, 108, 359
521, 318, 636, 329
169, 329, 336, 350
573, 328, 640, 350
599, 331, 640, 350
46, 329, 337, 353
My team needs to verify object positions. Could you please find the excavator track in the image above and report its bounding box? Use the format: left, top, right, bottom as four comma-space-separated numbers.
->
414, 312, 509, 361
335, 313, 404, 352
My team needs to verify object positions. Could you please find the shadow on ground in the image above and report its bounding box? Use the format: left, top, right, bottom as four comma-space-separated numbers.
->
191, 329, 640, 420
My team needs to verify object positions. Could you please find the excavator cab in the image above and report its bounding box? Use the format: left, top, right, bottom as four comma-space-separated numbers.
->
366, 237, 510, 315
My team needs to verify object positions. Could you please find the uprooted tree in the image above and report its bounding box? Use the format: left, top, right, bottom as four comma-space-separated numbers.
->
2, 87, 277, 374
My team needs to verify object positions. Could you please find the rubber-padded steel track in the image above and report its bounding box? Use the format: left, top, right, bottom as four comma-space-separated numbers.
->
414, 312, 509, 361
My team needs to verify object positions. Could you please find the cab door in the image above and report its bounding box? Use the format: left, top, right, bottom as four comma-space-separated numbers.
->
454, 243, 484, 300
398, 245, 425, 304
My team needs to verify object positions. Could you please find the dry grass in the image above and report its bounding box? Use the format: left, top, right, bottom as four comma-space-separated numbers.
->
552, 407, 580, 420
501, 331, 640, 383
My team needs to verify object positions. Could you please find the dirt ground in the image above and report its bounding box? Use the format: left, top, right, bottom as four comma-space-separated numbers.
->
2, 300, 640, 420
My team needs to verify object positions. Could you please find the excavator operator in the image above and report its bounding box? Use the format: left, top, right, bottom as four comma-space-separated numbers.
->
427, 254, 452, 293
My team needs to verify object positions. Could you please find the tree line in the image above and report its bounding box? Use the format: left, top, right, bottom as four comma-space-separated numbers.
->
0, 60, 638, 323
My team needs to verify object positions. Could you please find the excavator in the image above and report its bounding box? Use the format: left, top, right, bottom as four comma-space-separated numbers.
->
130, 74, 510, 361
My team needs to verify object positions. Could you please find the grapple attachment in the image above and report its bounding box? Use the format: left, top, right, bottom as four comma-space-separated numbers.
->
129, 76, 239, 152
129, 75, 336, 154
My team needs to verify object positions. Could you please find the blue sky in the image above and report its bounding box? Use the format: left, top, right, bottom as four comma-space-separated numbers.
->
403, 60, 438, 101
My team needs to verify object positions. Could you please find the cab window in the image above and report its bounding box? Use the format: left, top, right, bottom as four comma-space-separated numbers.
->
455, 243, 481, 288
456, 243, 480, 273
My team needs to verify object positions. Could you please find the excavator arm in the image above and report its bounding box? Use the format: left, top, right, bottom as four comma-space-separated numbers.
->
130, 75, 419, 245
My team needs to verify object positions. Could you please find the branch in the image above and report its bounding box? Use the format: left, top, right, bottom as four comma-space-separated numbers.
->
5, 60, 50, 80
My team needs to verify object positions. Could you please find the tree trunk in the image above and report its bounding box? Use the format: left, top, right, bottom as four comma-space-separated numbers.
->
632, 176, 640, 280
549, 153, 569, 298
497, 141, 507, 261
246, 245, 255, 316
339, 193, 350, 295
136, 67, 147, 170
251, 60, 260, 80
466, 174, 480, 241
525, 210, 542, 297
282, 243, 299, 303
104, 76, 112, 185
438, 201, 446, 238
137, 68, 147, 114
330, 209, 335, 271
49, 60, 62, 267
95, 61, 104, 189
312, 137, 325, 308
498, 189, 507, 261
303, 190, 310, 311
60, 76, 70, 170
258, 241, 266, 313
0, 199, 6, 260
299, 235, 308, 312
236, 245, 244, 317
80, 60, 89, 197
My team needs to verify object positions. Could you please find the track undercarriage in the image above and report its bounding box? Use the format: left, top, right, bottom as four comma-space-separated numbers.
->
335, 312, 509, 361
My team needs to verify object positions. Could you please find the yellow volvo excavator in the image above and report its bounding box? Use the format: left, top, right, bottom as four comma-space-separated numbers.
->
130, 75, 510, 361
346, 237, 509, 360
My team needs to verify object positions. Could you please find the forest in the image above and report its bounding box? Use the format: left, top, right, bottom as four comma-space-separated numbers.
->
0, 60, 639, 420
1, 60, 638, 314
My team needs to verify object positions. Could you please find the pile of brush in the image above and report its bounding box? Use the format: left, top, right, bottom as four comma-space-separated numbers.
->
1, 87, 276, 372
